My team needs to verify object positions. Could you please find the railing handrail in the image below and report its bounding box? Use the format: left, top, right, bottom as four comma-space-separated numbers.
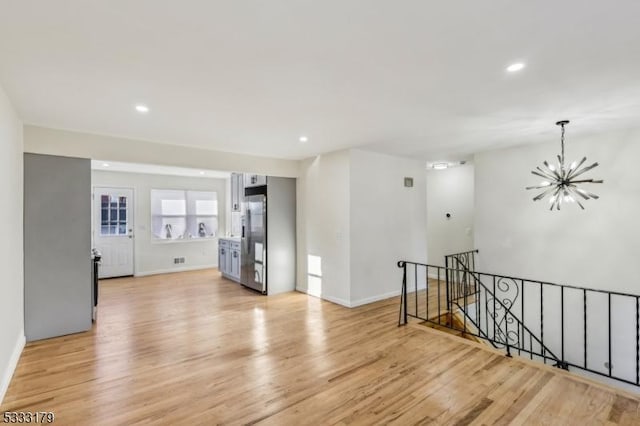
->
447, 256, 561, 363
399, 259, 640, 299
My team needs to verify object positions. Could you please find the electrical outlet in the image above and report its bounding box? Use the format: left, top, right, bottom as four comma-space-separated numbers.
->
173, 257, 180, 264
180, 257, 185, 264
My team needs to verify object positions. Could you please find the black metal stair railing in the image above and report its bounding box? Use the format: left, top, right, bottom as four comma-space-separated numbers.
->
397, 258, 561, 364
445, 251, 562, 366
398, 250, 640, 388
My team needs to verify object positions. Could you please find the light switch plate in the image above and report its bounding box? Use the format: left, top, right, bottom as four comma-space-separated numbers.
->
404, 177, 414, 187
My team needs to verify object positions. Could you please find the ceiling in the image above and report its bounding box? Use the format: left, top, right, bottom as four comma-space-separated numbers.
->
91, 160, 231, 179
1, 1, 639, 161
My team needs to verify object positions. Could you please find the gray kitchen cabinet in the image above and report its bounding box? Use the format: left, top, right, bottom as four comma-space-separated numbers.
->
219, 239, 229, 274
230, 172, 243, 212
244, 173, 267, 188
219, 238, 241, 282
230, 244, 240, 280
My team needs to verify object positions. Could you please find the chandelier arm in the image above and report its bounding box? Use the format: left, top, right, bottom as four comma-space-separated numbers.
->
541, 162, 563, 180
569, 179, 603, 184
532, 170, 557, 181
567, 156, 588, 177
565, 157, 591, 180
533, 186, 558, 201
574, 187, 600, 200
568, 186, 591, 200
548, 186, 562, 211
569, 162, 600, 180
527, 184, 553, 190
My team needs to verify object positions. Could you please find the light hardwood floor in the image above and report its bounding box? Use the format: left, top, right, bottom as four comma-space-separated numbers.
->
2, 269, 640, 425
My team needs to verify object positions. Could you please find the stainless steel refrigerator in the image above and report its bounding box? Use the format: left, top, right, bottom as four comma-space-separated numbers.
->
241, 193, 267, 293
240, 177, 296, 295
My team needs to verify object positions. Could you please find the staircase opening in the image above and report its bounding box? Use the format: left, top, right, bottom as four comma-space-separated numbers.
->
397, 250, 640, 391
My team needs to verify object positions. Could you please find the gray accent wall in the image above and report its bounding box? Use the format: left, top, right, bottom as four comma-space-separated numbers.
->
266, 176, 296, 295
24, 153, 92, 341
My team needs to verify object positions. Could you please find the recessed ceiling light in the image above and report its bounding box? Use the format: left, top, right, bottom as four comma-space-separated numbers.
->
199, 171, 205, 175
299, 136, 309, 143
102, 163, 110, 167
135, 104, 149, 113
432, 162, 449, 170
506, 62, 525, 72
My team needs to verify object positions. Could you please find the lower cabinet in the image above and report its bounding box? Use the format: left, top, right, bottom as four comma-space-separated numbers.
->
230, 247, 240, 279
219, 238, 241, 282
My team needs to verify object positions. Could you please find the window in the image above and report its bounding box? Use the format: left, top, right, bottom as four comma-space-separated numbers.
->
151, 190, 218, 241
100, 195, 128, 235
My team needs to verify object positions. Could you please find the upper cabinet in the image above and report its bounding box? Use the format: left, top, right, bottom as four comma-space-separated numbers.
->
244, 174, 267, 188
230, 173, 267, 213
230, 173, 243, 212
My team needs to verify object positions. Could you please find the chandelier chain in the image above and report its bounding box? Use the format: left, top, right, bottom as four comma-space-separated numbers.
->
560, 123, 565, 167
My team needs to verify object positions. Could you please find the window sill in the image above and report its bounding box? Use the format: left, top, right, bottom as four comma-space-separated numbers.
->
151, 237, 218, 245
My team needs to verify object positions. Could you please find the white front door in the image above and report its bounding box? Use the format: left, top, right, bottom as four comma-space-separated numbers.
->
94, 187, 134, 278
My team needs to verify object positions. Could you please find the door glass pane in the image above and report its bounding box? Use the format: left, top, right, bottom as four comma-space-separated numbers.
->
118, 196, 127, 234
100, 194, 111, 235
100, 193, 129, 235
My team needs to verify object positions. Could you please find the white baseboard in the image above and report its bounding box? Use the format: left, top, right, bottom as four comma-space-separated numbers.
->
135, 264, 217, 277
295, 287, 410, 308
350, 290, 402, 308
295, 287, 352, 307
0, 332, 25, 405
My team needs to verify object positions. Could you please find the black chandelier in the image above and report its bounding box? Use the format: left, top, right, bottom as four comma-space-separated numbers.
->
526, 120, 603, 210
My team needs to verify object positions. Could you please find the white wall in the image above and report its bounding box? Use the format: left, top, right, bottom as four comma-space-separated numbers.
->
25, 125, 299, 178
297, 149, 428, 307
426, 165, 474, 266
474, 127, 640, 292
92, 170, 226, 276
0, 85, 24, 403
350, 150, 427, 306
296, 150, 351, 306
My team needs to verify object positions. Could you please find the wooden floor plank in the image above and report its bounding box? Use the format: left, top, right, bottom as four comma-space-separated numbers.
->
1, 269, 639, 425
